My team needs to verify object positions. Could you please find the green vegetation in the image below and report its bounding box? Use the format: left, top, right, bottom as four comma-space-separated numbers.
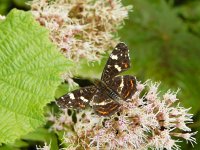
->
0, 9, 72, 144
0, 0, 199, 149
120, 1, 200, 149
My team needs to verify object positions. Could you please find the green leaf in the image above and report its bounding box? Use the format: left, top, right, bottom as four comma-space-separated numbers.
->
119, 0, 200, 114
0, 139, 29, 150
75, 58, 105, 79
11, 140, 29, 148
22, 128, 59, 150
55, 83, 71, 98
0, 145, 19, 150
0, 0, 12, 15
0, 9, 73, 143
175, 1, 200, 37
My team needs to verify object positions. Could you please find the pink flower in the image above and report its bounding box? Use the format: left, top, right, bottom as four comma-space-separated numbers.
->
48, 80, 197, 149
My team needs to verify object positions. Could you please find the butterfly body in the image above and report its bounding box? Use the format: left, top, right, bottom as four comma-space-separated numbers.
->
93, 79, 121, 101
57, 42, 137, 116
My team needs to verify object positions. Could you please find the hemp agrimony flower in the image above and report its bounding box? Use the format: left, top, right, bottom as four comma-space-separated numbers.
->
48, 81, 197, 150
29, 0, 132, 90
30, 0, 132, 62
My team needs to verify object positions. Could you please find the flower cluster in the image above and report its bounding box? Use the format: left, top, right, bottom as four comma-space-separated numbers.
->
48, 80, 197, 150
30, 0, 132, 62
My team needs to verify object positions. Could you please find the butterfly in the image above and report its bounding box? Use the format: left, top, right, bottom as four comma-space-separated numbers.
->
56, 42, 137, 116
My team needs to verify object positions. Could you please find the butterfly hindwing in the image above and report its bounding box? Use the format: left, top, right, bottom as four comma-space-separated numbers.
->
56, 86, 97, 109
92, 90, 121, 116
56, 42, 137, 117
110, 75, 137, 100
101, 42, 130, 84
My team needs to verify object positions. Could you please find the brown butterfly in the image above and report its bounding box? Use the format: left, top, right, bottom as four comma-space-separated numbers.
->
57, 43, 136, 116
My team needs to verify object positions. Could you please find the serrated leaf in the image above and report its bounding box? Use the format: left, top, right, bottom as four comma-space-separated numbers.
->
0, 9, 73, 143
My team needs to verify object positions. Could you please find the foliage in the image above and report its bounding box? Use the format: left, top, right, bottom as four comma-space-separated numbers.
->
0, 0, 200, 149
119, 0, 200, 149
0, 0, 29, 15
0, 9, 72, 144
119, 0, 200, 113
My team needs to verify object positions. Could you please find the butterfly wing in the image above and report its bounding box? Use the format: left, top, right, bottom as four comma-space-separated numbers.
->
56, 86, 97, 109
92, 90, 120, 116
101, 42, 131, 85
110, 75, 137, 100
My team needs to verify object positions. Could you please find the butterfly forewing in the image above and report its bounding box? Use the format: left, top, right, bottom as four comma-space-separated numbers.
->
110, 75, 137, 100
56, 42, 137, 117
92, 90, 121, 116
56, 86, 97, 109
101, 42, 130, 85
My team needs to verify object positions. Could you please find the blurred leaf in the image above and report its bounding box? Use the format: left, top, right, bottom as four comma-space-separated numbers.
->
0, 0, 12, 15
120, 0, 200, 114
55, 83, 71, 99
175, 0, 200, 36
0, 139, 29, 150
75, 58, 106, 80
22, 128, 59, 150
12, 140, 29, 148
55, 82, 80, 99
0, 9, 72, 143
0, 0, 30, 15
74, 52, 137, 80
0, 145, 19, 150
13, 0, 29, 8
